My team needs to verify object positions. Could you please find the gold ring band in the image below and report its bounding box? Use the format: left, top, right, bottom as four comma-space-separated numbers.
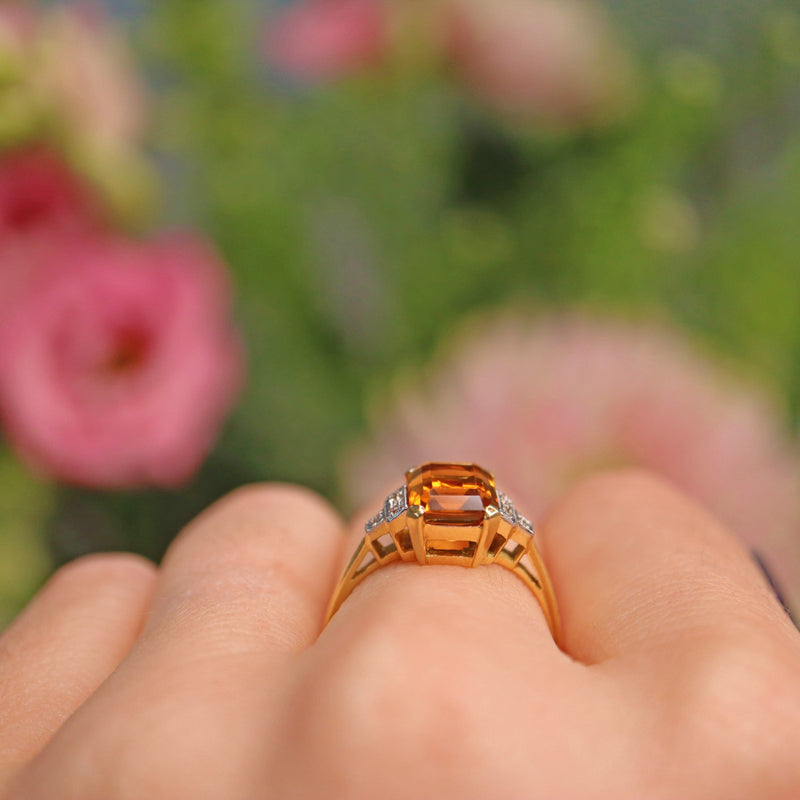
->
324, 462, 561, 644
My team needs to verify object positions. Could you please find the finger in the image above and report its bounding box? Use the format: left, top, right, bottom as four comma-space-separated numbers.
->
6, 486, 347, 799
538, 468, 799, 665
0, 553, 155, 783
135, 483, 345, 661
285, 497, 577, 800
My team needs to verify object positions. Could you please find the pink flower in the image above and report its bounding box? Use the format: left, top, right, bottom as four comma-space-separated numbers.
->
442, 0, 636, 126
0, 146, 103, 315
0, 233, 244, 489
344, 315, 800, 613
0, 146, 102, 242
262, 0, 388, 81
0, 4, 152, 225
0, 3, 35, 58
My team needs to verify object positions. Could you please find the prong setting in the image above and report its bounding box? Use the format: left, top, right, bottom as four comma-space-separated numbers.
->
364, 465, 536, 565
327, 462, 560, 645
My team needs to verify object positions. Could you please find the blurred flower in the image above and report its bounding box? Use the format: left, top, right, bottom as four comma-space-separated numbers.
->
258, 0, 637, 128
30, 3, 155, 225
0, 145, 102, 242
0, 3, 34, 61
262, 0, 388, 81
0, 234, 244, 489
345, 315, 800, 611
31, 4, 147, 153
0, 2, 154, 224
442, 0, 636, 127
0, 145, 104, 314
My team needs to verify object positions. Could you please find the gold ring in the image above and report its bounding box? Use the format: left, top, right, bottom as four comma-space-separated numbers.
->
325, 462, 561, 644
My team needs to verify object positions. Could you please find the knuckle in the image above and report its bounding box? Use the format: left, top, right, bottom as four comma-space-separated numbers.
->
164, 482, 338, 570
198, 483, 337, 538
294, 594, 485, 778
694, 632, 800, 712
685, 632, 800, 785
151, 482, 341, 653
567, 467, 681, 510
59, 712, 219, 800
47, 552, 156, 596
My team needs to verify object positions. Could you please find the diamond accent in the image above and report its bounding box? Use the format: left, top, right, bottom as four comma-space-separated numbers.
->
517, 515, 534, 535
383, 485, 408, 521
498, 492, 517, 525
365, 510, 385, 533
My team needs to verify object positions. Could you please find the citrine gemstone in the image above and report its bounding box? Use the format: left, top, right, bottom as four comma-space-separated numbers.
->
406, 462, 498, 526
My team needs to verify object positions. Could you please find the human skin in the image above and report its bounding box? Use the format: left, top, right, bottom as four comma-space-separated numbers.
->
1, 469, 799, 799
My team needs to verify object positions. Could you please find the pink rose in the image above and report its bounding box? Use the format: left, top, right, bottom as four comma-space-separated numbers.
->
443, 0, 636, 126
0, 146, 102, 243
262, 0, 388, 81
0, 146, 103, 314
0, 233, 244, 489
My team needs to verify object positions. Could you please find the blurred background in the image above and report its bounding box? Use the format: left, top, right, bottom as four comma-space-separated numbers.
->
1, 0, 800, 625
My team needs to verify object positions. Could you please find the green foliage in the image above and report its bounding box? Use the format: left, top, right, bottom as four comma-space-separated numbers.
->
38, 0, 800, 569
0, 450, 53, 628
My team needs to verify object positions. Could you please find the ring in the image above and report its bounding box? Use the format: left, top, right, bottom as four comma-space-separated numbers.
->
325, 462, 561, 644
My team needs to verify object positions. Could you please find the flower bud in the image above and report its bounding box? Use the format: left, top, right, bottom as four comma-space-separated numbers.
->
443, 0, 637, 128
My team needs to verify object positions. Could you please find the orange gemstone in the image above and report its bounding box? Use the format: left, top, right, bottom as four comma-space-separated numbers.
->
406, 462, 498, 526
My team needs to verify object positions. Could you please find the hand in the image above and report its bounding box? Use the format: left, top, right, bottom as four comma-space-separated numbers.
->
2, 470, 799, 799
